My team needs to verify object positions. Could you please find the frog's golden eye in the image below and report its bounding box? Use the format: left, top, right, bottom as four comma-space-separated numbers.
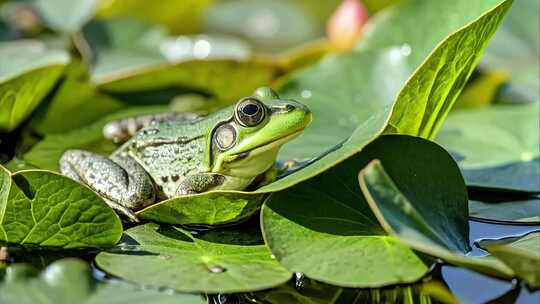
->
214, 124, 237, 151
235, 98, 266, 127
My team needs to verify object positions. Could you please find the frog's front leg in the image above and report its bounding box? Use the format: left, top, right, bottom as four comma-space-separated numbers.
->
176, 173, 227, 195
59, 150, 156, 222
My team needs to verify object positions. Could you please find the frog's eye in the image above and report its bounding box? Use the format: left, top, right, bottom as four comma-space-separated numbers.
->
214, 124, 237, 151
235, 98, 266, 127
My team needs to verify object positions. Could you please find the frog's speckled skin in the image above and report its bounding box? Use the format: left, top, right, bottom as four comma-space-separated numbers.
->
59, 87, 311, 221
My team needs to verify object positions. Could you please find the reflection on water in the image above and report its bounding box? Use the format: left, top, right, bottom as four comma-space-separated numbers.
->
442, 220, 540, 304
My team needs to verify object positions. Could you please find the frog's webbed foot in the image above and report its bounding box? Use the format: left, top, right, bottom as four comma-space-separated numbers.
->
176, 173, 226, 195
103, 112, 201, 143
59, 150, 156, 222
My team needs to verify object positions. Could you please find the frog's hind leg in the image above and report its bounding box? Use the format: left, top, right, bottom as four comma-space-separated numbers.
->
59, 150, 156, 222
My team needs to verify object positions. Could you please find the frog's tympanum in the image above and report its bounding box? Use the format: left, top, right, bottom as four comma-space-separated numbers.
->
59, 87, 311, 221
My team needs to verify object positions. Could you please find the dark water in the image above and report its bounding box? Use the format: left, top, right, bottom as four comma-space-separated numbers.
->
441, 220, 539, 304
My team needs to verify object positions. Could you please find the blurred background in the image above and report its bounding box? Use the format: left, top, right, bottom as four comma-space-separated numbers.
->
0, 1, 538, 303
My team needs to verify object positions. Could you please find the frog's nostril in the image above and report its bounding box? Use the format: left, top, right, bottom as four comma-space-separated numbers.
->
285, 104, 295, 112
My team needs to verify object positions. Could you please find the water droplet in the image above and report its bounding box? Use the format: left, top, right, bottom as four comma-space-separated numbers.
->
208, 265, 226, 273
160, 37, 192, 61
193, 39, 211, 59
521, 151, 533, 161
400, 43, 412, 57
143, 128, 159, 135
301, 90, 313, 99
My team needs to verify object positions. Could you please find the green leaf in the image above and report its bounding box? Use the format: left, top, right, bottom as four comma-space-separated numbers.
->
262, 135, 459, 287
477, 232, 540, 288
0, 259, 205, 304
0, 166, 122, 249
0, 40, 70, 131
274, 0, 511, 177
30, 61, 125, 134
470, 198, 540, 223
462, 159, 539, 193
358, 160, 513, 279
96, 223, 291, 293
137, 191, 265, 225
480, 0, 539, 103
34, 0, 98, 33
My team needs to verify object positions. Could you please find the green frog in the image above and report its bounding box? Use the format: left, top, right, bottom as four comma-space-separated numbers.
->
59, 87, 311, 221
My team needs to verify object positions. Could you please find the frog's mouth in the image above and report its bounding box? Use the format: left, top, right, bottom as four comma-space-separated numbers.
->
231, 128, 305, 159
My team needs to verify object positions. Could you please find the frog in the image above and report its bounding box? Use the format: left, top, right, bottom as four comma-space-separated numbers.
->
59, 87, 312, 221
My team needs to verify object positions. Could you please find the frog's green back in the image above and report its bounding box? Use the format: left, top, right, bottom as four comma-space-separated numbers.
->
124, 107, 234, 198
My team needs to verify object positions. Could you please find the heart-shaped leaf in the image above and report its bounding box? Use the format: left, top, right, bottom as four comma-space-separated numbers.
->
96, 223, 291, 293
0, 40, 69, 131
0, 258, 205, 304
477, 232, 540, 288
262, 135, 462, 287
358, 161, 513, 279
0, 165, 122, 249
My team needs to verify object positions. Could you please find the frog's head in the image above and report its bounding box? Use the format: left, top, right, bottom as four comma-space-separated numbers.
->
206, 87, 312, 178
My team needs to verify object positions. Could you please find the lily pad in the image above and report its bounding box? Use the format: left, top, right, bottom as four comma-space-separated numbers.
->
470, 198, 540, 224
358, 160, 513, 279
0, 40, 70, 131
462, 159, 540, 193
437, 103, 539, 169
477, 232, 540, 288
0, 258, 205, 304
95, 223, 291, 293
262, 135, 461, 287
0, 165, 122, 249
137, 191, 265, 226
437, 103, 539, 192
34, 0, 98, 33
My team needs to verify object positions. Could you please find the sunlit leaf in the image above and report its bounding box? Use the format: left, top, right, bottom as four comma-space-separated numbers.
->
96, 223, 291, 293
0, 40, 69, 131
0, 165, 122, 249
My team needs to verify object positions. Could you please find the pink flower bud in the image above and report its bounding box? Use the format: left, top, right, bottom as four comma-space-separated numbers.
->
327, 0, 368, 51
